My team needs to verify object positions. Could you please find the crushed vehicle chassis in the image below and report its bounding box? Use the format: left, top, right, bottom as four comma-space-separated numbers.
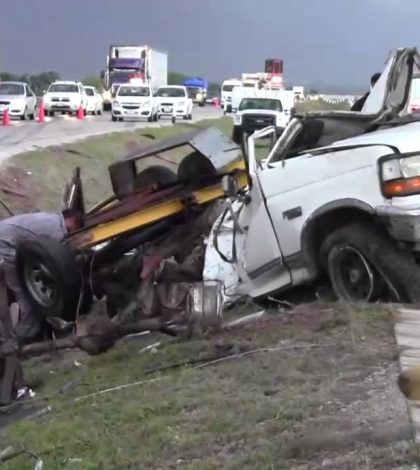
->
15, 127, 248, 322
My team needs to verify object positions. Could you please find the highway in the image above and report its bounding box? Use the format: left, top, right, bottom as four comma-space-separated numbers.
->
0, 106, 223, 162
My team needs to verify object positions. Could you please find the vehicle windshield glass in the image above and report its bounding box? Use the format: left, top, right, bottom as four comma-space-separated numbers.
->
108, 72, 134, 86
117, 86, 150, 97
48, 84, 79, 93
239, 98, 283, 111
0, 83, 24, 95
186, 87, 201, 98
222, 84, 238, 92
84, 88, 95, 96
243, 83, 255, 88
156, 87, 186, 97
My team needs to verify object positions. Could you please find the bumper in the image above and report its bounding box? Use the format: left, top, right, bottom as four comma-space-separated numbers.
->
158, 106, 188, 117
377, 205, 420, 243
112, 107, 153, 118
0, 107, 25, 117
44, 103, 80, 112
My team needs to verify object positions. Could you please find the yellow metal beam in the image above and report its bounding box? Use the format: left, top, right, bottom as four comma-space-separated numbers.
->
70, 171, 248, 250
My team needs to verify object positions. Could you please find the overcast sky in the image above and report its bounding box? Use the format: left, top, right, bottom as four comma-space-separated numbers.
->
2, 0, 420, 88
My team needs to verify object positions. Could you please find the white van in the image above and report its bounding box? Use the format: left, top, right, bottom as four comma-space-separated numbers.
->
221, 79, 242, 113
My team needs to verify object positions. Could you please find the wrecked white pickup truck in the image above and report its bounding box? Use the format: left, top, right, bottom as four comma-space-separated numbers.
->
13, 47, 420, 326
204, 46, 420, 305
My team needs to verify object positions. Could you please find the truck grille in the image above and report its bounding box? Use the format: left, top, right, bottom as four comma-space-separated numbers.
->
122, 105, 140, 110
243, 114, 275, 131
161, 103, 173, 107
51, 97, 70, 102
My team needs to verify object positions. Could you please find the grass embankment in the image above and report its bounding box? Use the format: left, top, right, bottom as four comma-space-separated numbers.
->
1, 304, 415, 469
1, 117, 234, 214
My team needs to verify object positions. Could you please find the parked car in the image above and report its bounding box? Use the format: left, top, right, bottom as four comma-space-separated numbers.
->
84, 86, 104, 115
204, 47, 420, 306
155, 86, 193, 123
0, 81, 37, 120
43, 81, 88, 117
111, 84, 158, 122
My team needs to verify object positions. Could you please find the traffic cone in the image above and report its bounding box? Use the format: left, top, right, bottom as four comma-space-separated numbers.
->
37, 103, 46, 123
2, 108, 11, 126
77, 106, 85, 120
216, 98, 221, 109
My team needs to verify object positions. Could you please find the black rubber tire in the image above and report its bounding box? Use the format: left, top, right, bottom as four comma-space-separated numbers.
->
153, 113, 158, 122
29, 109, 35, 120
112, 115, 117, 122
172, 116, 176, 124
148, 115, 153, 122
49, 111, 55, 117
134, 165, 177, 189
320, 223, 420, 303
16, 236, 90, 320
20, 108, 27, 121
232, 127, 242, 144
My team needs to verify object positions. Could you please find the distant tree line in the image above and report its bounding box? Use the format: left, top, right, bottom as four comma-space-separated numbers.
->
0, 71, 60, 95
1, 70, 221, 96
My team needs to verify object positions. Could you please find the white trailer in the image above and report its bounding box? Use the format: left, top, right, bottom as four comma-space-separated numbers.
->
102, 45, 168, 109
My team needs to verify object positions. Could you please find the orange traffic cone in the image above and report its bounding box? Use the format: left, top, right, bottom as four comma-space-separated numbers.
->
77, 106, 85, 120
37, 103, 46, 123
215, 98, 221, 108
2, 108, 11, 126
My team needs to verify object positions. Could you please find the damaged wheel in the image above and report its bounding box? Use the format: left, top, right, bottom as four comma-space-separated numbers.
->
16, 236, 90, 320
320, 223, 420, 303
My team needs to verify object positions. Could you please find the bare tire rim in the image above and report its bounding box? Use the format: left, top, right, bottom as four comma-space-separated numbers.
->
24, 260, 58, 308
330, 245, 375, 302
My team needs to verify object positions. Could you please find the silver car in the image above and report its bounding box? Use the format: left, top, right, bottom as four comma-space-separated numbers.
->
0, 81, 37, 120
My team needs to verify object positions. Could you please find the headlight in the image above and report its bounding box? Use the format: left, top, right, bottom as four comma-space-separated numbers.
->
233, 114, 242, 125
141, 101, 150, 107
381, 154, 420, 197
177, 101, 186, 107
113, 101, 121, 107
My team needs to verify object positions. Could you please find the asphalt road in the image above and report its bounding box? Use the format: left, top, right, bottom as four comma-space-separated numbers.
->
0, 106, 223, 162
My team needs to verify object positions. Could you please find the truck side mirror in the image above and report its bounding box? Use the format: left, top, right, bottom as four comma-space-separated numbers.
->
100, 70, 105, 79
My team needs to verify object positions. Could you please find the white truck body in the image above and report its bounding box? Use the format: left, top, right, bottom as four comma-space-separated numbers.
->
205, 47, 420, 306
232, 87, 294, 113
221, 79, 242, 113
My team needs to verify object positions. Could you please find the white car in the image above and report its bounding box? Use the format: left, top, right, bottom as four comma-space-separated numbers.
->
155, 86, 193, 123
203, 47, 420, 306
84, 86, 104, 115
0, 81, 37, 120
43, 81, 88, 117
111, 84, 158, 122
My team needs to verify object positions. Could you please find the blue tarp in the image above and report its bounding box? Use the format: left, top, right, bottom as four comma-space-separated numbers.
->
183, 77, 208, 90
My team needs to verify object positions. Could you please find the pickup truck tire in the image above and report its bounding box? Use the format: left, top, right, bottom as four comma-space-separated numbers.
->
16, 236, 91, 321
320, 223, 420, 303
112, 115, 117, 122
148, 116, 153, 122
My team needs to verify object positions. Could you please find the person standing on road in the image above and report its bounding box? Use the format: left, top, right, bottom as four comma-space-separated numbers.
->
0, 211, 78, 343
351, 72, 381, 111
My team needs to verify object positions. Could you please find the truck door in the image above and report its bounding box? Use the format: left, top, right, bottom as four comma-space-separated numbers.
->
241, 129, 292, 298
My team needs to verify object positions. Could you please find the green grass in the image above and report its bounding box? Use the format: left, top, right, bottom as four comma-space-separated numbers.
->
2, 117, 234, 214
0, 303, 415, 469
